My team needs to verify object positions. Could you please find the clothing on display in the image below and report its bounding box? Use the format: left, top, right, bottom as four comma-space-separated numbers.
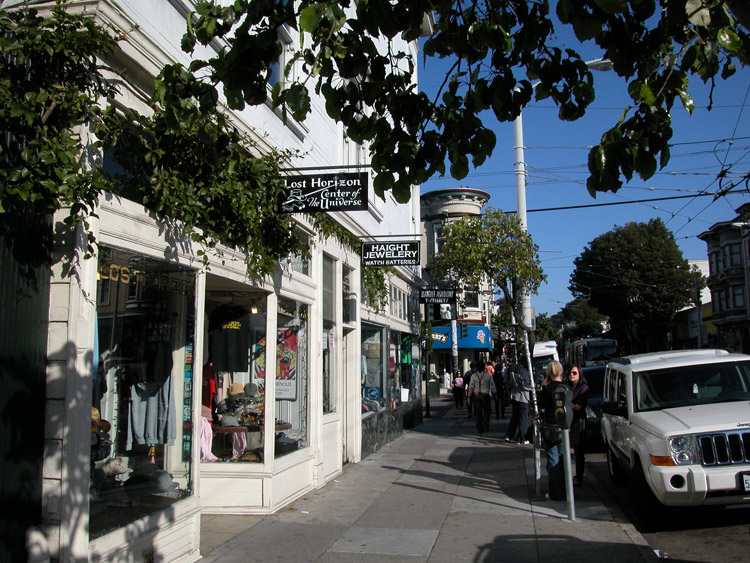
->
209, 304, 251, 372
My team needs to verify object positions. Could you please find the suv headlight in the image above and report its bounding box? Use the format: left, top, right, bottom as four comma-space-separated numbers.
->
668, 434, 701, 465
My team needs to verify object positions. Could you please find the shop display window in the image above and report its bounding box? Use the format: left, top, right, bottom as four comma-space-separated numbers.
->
274, 298, 309, 457
203, 292, 267, 463
361, 323, 385, 413
91, 247, 195, 539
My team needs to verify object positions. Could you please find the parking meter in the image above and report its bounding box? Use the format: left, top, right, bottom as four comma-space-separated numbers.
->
552, 382, 573, 429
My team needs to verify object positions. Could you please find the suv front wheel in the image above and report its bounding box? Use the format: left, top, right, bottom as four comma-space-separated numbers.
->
630, 457, 667, 531
606, 445, 627, 486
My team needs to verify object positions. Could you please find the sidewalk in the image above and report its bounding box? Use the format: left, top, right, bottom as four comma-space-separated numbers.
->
199, 395, 657, 562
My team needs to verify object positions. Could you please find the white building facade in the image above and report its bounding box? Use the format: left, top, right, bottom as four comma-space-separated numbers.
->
8, 1, 426, 560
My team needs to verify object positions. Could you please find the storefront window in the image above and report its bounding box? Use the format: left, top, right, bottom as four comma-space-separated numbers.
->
362, 323, 385, 412
203, 291, 267, 463
388, 332, 399, 407
92, 247, 195, 539
274, 298, 309, 457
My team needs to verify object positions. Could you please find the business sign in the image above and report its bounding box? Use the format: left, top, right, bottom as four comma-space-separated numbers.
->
431, 331, 448, 343
282, 172, 368, 213
419, 288, 457, 304
361, 241, 420, 266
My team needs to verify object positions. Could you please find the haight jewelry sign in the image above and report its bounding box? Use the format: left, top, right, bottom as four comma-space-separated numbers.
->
361, 241, 420, 266
282, 172, 368, 212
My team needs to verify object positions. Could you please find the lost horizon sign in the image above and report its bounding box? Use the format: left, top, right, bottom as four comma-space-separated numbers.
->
282, 172, 368, 213
361, 241, 420, 267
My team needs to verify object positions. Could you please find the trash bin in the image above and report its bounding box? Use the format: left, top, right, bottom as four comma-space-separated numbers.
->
427, 380, 440, 398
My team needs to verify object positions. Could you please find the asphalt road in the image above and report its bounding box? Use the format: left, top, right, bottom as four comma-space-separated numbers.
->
586, 452, 750, 562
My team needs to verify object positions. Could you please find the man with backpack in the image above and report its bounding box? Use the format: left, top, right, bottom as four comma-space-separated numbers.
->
463, 361, 477, 418
503, 358, 532, 444
467, 360, 497, 434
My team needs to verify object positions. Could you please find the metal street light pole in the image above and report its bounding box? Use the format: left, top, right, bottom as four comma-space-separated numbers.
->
513, 58, 613, 501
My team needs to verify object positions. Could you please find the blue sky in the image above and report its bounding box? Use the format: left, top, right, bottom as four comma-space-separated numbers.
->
417, 32, 750, 318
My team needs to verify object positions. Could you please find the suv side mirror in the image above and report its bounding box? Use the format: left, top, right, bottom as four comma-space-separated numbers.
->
601, 400, 628, 418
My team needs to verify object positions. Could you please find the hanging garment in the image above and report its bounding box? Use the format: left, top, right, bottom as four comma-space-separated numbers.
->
200, 416, 219, 462
209, 304, 251, 372
232, 432, 246, 459
126, 375, 176, 450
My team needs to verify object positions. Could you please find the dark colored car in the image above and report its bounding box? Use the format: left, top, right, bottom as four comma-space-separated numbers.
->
581, 365, 605, 452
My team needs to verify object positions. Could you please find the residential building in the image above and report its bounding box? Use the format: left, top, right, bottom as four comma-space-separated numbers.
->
698, 203, 750, 353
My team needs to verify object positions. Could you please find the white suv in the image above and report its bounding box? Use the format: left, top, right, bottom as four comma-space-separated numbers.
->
601, 349, 750, 528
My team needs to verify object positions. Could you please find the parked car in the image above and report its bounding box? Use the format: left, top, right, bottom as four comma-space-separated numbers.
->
580, 365, 605, 452
601, 349, 750, 530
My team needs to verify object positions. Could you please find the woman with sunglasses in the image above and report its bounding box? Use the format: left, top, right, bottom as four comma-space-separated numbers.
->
567, 364, 589, 486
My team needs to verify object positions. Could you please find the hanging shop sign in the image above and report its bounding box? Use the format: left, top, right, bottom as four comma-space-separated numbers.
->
282, 172, 368, 213
419, 288, 457, 304
361, 241, 420, 266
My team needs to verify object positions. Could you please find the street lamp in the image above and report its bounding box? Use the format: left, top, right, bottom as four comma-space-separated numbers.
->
513, 58, 613, 505
513, 58, 613, 332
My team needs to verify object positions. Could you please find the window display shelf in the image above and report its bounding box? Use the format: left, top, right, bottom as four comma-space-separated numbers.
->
213, 422, 292, 433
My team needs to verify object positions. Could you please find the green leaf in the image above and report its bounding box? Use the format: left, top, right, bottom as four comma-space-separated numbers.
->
677, 89, 695, 113
299, 5, 322, 33
686, 0, 711, 27
450, 154, 469, 179
717, 27, 742, 54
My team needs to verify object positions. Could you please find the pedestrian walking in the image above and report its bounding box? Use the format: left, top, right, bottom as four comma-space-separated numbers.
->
503, 358, 532, 444
467, 359, 496, 434
452, 370, 465, 409
464, 361, 477, 418
491, 360, 506, 419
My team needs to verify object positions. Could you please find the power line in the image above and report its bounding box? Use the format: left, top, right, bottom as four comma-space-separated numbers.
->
525, 189, 745, 213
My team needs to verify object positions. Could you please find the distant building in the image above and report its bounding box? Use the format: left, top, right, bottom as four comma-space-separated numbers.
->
420, 188, 494, 379
697, 203, 750, 353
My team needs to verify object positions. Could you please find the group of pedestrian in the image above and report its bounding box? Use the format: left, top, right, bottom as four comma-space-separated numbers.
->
451, 355, 591, 502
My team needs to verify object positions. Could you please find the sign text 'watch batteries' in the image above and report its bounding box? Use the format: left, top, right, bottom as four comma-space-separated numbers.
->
282, 172, 368, 213
361, 241, 420, 266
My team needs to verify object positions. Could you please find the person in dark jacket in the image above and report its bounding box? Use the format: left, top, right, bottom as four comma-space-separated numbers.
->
503, 358, 532, 444
539, 360, 567, 501
567, 364, 589, 486
463, 361, 477, 418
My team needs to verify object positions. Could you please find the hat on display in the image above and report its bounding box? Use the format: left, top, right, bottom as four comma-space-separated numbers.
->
228, 383, 245, 398
91, 407, 111, 433
244, 383, 258, 397
124, 468, 179, 494
216, 398, 235, 414
220, 414, 239, 426
101, 457, 132, 477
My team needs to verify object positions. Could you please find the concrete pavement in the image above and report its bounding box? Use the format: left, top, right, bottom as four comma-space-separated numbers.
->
199, 395, 658, 562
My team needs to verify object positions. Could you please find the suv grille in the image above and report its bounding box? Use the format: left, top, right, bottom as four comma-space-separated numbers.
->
699, 431, 750, 466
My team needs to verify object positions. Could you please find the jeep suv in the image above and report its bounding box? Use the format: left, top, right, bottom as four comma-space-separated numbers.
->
601, 349, 750, 528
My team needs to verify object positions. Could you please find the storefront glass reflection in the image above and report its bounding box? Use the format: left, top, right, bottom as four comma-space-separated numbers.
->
92, 247, 195, 539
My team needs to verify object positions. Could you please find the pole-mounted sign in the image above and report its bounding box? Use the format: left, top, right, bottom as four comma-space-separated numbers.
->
419, 288, 457, 304
361, 241, 420, 266
282, 172, 368, 213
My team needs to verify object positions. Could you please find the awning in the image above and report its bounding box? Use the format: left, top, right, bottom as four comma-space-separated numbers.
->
430, 325, 493, 350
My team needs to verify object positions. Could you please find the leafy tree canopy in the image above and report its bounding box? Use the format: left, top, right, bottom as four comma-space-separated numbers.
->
174, 0, 750, 201
427, 208, 545, 329
569, 218, 696, 353
533, 312, 559, 342
558, 300, 609, 341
